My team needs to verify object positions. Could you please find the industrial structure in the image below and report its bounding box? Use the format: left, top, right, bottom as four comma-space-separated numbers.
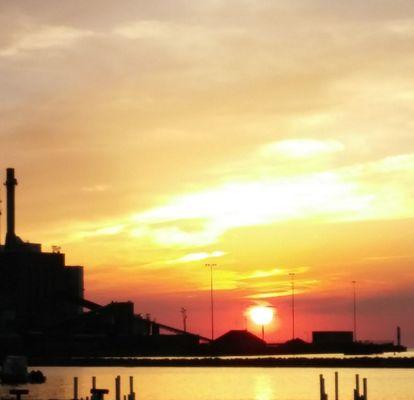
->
0, 168, 205, 356
0, 168, 83, 331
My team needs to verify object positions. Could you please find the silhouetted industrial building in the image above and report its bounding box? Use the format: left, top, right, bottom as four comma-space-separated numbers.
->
312, 331, 354, 345
212, 330, 266, 354
0, 168, 84, 331
0, 169, 205, 356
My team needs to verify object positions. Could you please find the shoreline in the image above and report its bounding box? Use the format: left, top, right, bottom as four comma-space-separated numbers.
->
30, 356, 414, 369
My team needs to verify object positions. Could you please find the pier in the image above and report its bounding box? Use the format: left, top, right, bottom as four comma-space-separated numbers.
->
2, 373, 371, 400
319, 373, 368, 400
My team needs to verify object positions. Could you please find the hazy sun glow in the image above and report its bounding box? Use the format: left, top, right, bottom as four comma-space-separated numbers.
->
249, 306, 274, 326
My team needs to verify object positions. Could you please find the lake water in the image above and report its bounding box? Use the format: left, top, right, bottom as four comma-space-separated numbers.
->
1, 366, 414, 400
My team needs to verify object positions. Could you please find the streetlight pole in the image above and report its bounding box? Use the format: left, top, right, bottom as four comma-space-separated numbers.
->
289, 273, 295, 340
352, 280, 357, 342
205, 263, 216, 341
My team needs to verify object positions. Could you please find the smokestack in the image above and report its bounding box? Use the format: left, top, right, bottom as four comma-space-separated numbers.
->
5, 168, 18, 245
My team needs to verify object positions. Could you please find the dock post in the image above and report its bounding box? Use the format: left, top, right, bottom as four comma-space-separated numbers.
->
334, 372, 338, 400
129, 376, 135, 400
355, 374, 360, 400
363, 378, 367, 400
115, 376, 121, 400
92, 377, 96, 390
9, 389, 29, 400
74, 377, 79, 400
319, 374, 323, 400
90, 388, 109, 400
319, 374, 327, 400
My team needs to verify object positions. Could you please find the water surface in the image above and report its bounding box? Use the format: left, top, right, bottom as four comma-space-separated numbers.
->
1, 367, 414, 400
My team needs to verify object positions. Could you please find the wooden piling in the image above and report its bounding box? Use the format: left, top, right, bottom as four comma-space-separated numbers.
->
334, 372, 338, 400
129, 376, 135, 400
354, 374, 360, 400
74, 377, 79, 400
319, 374, 323, 400
115, 376, 121, 400
129, 376, 133, 394
363, 378, 367, 400
92, 377, 96, 390
319, 374, 327, 400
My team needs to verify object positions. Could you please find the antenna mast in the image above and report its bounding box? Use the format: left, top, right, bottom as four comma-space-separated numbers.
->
181, 307, 187, 332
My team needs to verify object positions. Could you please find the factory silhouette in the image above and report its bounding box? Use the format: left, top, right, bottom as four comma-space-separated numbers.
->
0, 168, 205, 357
0, 169, 406, 358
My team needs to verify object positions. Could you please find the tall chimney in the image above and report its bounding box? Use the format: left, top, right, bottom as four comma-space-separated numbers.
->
5, 168, 18, 244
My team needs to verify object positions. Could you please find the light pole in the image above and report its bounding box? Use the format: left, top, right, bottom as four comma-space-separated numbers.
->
289, 273, 295, 340
205, 263, 217, 340
352, 280, 357, 341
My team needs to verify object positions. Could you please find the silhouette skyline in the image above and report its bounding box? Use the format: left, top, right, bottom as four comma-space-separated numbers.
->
0, 166, 411, 347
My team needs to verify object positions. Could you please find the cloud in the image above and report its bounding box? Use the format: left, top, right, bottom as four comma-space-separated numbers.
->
0, 25, 95, 57
168, 250, 226, 264
50, 150, 414, 252
114, 20, 173, 39
247, 291, 292, 299
81, 184, 110, 192
73, 223, 125, 239
260, 139, 345, 159
246, 279, 319, 299
241, 266, 309, 281
128, 170, 372, 246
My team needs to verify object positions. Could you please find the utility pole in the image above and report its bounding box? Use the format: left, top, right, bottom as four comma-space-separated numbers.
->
352, 280, 357, 341
289, 272, 295, 340
205, 263, 217, 341
181, 307, 187, 332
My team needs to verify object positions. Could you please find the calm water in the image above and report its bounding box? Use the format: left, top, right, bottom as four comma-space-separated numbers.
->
1, 366, 414, 400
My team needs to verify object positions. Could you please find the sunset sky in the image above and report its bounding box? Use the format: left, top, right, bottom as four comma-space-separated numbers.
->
1, 1, 414, 344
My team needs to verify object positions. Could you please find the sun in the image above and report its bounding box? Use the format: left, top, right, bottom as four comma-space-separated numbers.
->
248, 306, 274, 326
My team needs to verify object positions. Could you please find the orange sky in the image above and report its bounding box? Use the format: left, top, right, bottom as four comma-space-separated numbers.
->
0, 1, 414, 344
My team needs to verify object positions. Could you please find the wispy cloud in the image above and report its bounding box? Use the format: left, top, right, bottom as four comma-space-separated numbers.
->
73, 224, 125, 239
241, 266, 309, 281
168, 250, 226, 264
260, 139, 345, 159
0, 25, 95, 57
114, 20, 173, 40
53, 151, 414, 250
246, 279, 319, 299
81, 184, 110, 193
